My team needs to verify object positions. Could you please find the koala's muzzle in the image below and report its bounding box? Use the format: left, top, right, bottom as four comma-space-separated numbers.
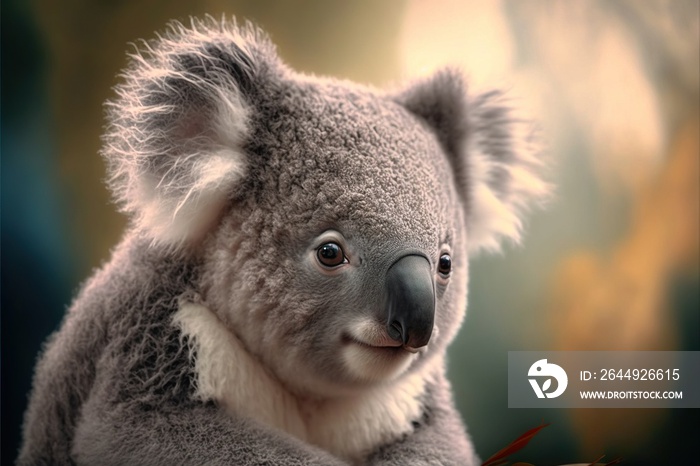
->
385, 254, 435, 350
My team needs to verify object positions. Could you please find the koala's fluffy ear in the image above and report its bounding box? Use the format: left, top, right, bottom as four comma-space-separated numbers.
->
396, 69, 550, 255
103, 18, 275, 248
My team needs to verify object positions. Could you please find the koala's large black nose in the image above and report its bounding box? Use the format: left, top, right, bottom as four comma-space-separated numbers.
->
385, 254, 435, 349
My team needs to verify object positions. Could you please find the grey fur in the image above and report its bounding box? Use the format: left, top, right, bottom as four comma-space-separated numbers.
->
20, 16, 547, 465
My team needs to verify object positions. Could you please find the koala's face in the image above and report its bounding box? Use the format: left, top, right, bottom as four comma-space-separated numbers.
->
201, 79, 468, 396
104, 21, 546, 398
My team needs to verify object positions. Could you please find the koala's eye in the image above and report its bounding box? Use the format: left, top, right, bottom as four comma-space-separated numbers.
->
317, 242, 346, 267
438, 253, 452, 277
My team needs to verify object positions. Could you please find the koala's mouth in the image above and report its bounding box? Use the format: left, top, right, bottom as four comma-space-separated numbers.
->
339, 330, 424, 382
341, 334, 423, 355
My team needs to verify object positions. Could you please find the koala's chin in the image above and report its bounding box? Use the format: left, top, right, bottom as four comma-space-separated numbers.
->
338, 319, 438, 386
241, 314, 435, 399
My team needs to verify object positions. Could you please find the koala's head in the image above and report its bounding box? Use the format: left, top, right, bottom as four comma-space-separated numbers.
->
104, 18, 548, 398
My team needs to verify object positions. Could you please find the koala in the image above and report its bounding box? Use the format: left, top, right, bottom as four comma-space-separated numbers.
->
19, 17, 547, 466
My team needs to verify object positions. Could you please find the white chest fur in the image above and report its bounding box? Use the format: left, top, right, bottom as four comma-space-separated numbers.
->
173, 302, 432, 462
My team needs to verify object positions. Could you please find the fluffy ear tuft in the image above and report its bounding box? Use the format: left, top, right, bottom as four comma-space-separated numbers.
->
102, 17, 277, 248
397, 70, 550, 255
465, 91, 550, 254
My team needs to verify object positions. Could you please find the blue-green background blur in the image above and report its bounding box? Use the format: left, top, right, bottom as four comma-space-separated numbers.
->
2, 1, 698, 464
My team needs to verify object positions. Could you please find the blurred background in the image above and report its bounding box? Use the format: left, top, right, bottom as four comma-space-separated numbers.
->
2, 1, 698, 464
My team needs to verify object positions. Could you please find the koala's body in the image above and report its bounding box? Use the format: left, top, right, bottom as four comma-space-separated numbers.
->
20, 18, 547, 466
